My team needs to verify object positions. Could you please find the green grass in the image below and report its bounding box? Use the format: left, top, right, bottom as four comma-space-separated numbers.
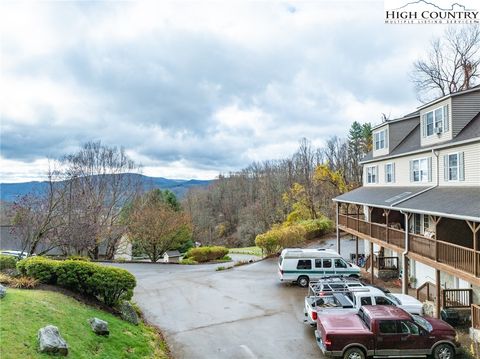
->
0, 289, 169, 359
229, 246, 263, 257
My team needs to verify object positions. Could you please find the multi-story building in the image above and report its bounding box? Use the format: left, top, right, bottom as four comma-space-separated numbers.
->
333, 85, 480, 319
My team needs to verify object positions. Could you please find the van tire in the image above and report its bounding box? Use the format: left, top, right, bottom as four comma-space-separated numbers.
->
297, 276, 309, 287
348, 274, 359, 278
343, 347, 365, 359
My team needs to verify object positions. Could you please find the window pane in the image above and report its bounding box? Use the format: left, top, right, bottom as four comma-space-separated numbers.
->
315, 259, 322, 268
379, 320, 398, 334
426, 112, 434, 135
360, 296, 372, 305
323, 259, 332, 268
334, 259, 347, 268
435, 108, 443, 129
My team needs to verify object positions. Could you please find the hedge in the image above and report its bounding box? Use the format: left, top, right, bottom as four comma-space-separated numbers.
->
0, 255, 17, 270
255, 224, 306, 255
184, 246, 229, 263
17, 257, 136, 306
298, 217, 334, 239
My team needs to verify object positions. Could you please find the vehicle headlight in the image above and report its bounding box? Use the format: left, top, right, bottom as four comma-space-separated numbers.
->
455, 333, 459, 342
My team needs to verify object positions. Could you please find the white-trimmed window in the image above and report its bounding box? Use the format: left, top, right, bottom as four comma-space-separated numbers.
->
444, 152, 465, 182
422, 105, 449, 137
410, 157, 431, 183
366, 166, 378, 184
374, 129, 388, 150
385, 163, 395, 183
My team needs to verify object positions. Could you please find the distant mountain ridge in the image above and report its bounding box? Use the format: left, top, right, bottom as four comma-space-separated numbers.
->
0, 175, 213, 202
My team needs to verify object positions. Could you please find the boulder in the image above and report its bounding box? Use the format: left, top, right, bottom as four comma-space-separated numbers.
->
89, 317, 109, 336
119, 301, 139, 325
38, 325, 68, 356
0, 284, 6, 299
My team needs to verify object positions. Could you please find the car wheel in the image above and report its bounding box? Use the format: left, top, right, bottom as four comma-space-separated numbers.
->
297, 276, 309, 287
343, 347, 365, 359
433, 343, 454, 359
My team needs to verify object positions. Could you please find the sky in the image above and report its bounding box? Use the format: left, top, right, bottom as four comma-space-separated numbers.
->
0, 0, 447, 182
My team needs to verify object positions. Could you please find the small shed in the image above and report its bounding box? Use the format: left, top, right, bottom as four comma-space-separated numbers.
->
163, 250, 181, 263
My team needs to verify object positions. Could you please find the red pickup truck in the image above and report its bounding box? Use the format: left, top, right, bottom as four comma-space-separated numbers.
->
315, 305, 460, 359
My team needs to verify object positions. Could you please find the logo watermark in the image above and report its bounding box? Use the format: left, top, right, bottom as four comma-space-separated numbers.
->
384, 0, 479, 24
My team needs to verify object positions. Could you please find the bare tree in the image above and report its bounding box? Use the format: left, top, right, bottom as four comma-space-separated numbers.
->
62, 141, 142, 259
412, 25, 480, 102
11, 165, 67, 255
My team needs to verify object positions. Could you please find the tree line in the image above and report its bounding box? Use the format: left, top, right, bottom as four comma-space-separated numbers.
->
184, 122, 372, 248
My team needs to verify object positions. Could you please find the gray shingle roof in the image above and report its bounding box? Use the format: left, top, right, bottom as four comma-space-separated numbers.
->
334, 186, 480, 221
334, 186, 430, 208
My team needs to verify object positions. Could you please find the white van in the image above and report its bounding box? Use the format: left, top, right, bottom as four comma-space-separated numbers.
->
278, 248, 361, 287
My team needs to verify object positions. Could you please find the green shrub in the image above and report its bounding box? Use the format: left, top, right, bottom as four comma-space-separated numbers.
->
17, 257, 59, 284
0, 255, 17, 270
298, 217, 334, 239
255, 224, 306, 255
56, 260, 98, 295
185, 246, 229, 263
180, 258, 198, 265
88, 266, 136, 306
66, 255, 91, 262
17, 257, 136, 306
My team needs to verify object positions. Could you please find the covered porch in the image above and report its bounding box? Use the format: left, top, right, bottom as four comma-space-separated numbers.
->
333, 186, 480, 319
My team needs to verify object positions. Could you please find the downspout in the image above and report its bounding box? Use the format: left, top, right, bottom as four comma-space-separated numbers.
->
399, 149, 439, 294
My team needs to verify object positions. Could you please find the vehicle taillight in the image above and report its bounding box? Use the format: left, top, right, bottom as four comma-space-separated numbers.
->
324, 335, 332, 348
311, 311, 317, 320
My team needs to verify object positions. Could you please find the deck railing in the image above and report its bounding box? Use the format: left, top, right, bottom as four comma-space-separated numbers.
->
472, 304, 480, 329
338, 213, 479, 278
442, 288, 472, 309
409, 234, 436, 260
438, 240, 475, 275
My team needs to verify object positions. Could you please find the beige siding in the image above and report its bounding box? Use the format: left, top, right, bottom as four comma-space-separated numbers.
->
420, 98, 452, 147
372, 124, 389, 157
364, 151, 436, 186
438, 142, 480, 186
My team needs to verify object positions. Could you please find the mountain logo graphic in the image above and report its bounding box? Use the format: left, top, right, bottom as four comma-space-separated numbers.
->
392, 0, 474, 11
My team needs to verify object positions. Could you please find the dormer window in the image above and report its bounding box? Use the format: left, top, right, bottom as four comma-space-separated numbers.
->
374, 129, 388, 150
422, 105, 449, 137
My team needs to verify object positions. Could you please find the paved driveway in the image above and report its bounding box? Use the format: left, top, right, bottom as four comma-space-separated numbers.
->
112, 258, 324, 359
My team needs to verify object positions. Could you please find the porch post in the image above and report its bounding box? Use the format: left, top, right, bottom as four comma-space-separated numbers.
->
370, 241, 374, 285
336, 202, 340, 255
384, 209, 390, 244
435, 269, 441, 319
355, 236, 359, 266
467, 221, 480, 277
402, 212, 410, 294
368, 207, 373, 236
432, 216, 441, 262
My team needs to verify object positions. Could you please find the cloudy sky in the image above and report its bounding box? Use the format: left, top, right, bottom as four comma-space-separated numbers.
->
1, 1, 445, 182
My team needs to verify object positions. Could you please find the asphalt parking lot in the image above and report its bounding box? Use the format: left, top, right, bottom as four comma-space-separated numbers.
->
113, 258, 323, 359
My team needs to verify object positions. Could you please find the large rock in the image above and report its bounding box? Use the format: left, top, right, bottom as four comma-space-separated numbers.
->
0, 284, 6, 299
38, 325, 68, 356
89, 317, 109, 336
119, 301, 139, 325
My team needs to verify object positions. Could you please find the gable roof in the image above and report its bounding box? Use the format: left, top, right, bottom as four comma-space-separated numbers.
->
164, 250, 181, 257
361, 112, 480, 164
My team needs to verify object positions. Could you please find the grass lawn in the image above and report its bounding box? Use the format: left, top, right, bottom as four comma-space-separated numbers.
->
0, 289, 169, 359
228, 246, 263, 257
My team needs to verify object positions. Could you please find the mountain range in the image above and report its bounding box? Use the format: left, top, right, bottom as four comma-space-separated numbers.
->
0, 175, 213, 202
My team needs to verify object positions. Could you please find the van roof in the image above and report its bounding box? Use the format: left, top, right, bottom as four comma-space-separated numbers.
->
281, 248, 340, 258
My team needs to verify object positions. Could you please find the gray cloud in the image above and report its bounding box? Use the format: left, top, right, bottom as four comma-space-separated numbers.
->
1, 1, 442, 179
